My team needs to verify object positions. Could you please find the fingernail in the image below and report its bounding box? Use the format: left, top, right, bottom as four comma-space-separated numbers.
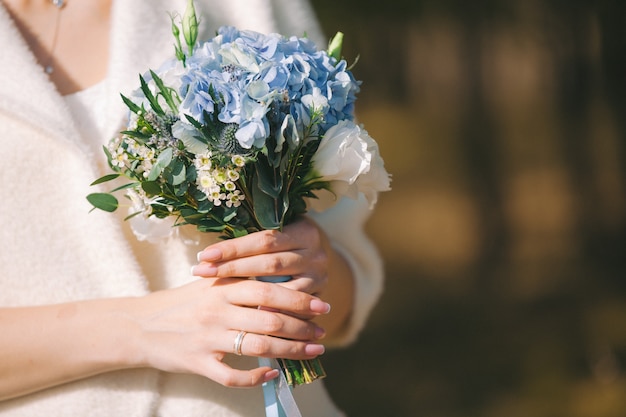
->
191, 264, 217, 277
197, 248, 222, 262
310, 299, 331, 314
304, 344, 325, 356
263, 369, 280, 382
314, 326, 326, 340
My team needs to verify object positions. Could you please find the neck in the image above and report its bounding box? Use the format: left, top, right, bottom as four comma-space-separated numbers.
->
2, 0, 112, 95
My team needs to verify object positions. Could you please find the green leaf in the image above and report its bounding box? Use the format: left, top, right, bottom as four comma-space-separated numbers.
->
120, 93, 142, 114
139, 74, 164, 115
174, 181, 189, 196
230, 226, 249, 238
150, 70, 178, 112
142, 181, 162, 196
120, 130, 152, 141
179, 130, 209, 154
166, 158, 187, 186
90, 173, 120, 186
255, 157, 282, 199
147, 148, 173, 181
252, 175, 285, 230
86, 193, 119, 212
109, 182, 139, 194
123, 211, 144, 221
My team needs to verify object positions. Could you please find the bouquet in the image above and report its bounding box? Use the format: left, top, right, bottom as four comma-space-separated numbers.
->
88, 0, 390, 402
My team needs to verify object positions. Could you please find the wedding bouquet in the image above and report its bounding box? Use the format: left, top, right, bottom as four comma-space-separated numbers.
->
88, 0, 389, 391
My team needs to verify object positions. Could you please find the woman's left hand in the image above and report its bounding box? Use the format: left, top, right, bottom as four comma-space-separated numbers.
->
192, 218, 331, 305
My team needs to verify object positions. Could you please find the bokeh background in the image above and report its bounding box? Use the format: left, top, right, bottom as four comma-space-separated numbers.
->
311, 1, 626, 416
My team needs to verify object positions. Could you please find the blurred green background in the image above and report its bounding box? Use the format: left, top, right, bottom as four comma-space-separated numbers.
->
311, 1, 626, 416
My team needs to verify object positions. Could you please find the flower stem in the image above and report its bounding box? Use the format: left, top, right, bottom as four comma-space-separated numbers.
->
278, 357, 326, 387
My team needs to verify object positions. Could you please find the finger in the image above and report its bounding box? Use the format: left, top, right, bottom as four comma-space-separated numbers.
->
227, 308, 326, 341
278, 274, 326, 295
204, 357, 278, 388
229, 331, 325, 360
198, 229, 299, 263
193, 251, 307, 278
223, 280, 331, 315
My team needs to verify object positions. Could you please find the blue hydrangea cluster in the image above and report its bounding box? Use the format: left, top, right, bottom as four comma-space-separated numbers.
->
165, 26, 361, 150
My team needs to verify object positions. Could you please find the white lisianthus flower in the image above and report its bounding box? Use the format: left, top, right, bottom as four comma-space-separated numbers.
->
309, 120, 391, 211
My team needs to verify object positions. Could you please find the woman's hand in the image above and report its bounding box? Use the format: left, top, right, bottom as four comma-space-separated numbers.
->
193, 218, 331, 300
129, 278, 329, 387
192, 217, 356, 339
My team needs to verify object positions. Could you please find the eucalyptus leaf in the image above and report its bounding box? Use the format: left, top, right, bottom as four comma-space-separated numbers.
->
86, 193, 119, 213
167, 158, 187, 186
174, 181, 189, 196
178, 130, 209, 154
141, 181, 162, 196
230, 226, 249, 238
147, 147, 173, 181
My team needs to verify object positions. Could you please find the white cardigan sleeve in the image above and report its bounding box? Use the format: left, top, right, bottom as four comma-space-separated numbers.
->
308, 194, 385, 347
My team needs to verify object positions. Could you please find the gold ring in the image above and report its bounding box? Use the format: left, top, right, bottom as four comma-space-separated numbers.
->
233, 330, 247, 356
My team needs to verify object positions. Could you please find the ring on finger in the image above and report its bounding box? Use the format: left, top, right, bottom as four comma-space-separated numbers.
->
233, 330, 248, 356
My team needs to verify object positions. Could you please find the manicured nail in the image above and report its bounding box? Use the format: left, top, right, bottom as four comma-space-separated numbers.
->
191, 264, 217, 277
197, 248, 222, 262
314, 326, 326, 340
304, 344, 325, 356
310, 299, 331, 314
263, 369, 280, 382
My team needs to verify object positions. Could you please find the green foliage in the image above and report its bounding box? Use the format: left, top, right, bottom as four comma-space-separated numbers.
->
86, 193, 118, 212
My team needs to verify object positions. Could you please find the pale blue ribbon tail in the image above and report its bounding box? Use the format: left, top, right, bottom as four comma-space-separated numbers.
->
255, 276, 301, 417
259, 357, 302, 417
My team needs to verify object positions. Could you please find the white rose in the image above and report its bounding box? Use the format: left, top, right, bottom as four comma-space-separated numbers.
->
308, 120, 390, 211
354, 130, 391, 207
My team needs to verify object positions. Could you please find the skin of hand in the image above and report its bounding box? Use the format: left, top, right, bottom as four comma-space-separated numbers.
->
192, 217, 356, 340
0, 268, 331, 400
126, 277, 331, 386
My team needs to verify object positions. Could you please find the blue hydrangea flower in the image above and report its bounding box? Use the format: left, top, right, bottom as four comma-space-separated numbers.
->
136, 25, 361, 151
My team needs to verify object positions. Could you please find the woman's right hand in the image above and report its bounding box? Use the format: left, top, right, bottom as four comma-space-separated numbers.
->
127, 277, 330, 387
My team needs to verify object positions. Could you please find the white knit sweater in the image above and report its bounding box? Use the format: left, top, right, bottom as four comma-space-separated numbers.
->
0, 1, 384, 416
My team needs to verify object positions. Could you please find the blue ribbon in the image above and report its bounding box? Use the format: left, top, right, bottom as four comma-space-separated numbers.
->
256, 276, 302, 417
259, 357, 302, 417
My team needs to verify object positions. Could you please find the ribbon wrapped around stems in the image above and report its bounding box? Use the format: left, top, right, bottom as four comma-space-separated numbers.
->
259, 357, 301, 417
256, 275, 325, 417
